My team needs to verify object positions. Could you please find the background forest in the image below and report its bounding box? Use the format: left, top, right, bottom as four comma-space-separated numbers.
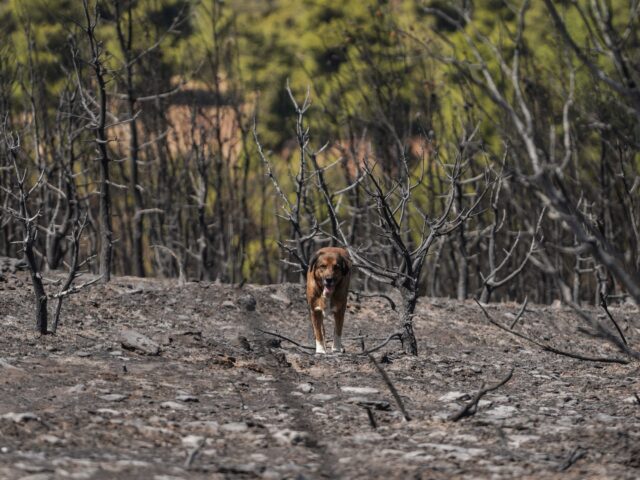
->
1, 0, 640, 312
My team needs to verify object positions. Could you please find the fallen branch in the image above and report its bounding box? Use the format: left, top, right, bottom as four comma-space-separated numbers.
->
449, 368, 514, 422
368, 353, 411, 421
475, 300, 629, 364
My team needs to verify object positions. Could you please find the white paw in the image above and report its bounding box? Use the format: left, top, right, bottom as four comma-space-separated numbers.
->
315, 340, 327, 354
332, 336, 344, 353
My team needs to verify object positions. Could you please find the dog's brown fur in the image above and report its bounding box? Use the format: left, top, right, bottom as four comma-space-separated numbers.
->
306, 247, 352, 354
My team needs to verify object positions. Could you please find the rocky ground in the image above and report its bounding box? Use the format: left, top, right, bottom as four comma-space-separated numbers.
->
1, 263, 640, 479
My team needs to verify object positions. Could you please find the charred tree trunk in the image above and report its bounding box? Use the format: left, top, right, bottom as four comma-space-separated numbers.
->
84, 1, 113, 282
116, 1, 144, 277
400, 285, 419, 356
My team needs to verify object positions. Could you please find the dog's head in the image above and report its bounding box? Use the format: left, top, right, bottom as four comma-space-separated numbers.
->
309, 248, 351, 296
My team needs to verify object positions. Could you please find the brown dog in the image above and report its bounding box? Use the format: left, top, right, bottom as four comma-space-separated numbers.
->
306, 247, 352, 354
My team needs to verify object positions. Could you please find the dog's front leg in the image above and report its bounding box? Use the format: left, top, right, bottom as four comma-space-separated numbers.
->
311, 308, 327, 354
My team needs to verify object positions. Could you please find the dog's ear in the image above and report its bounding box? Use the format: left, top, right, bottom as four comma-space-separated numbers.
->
338, 252, 352, 275
308, 251, 321, 273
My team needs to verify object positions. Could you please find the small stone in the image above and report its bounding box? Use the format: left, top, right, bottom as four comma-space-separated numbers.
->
221, 300, 236, 309
76, 351, 91, 358
438, 391, 468, 402
233, 336, 252, 351
95, 409, 121, 416
346, 397, 391, 411
1, 412, 40, 422
185, 420, 219, 435
221, 422, 248, 433
238, 294, 257, 311
119, 329, 160, 356
269, 293, 291, 306
340, 386, 379, 395
160, 401, 187, 410
67, 384, 86, 394
311, 394, 335, 402
272, 429, 310, 446
176, 394, 199, 403
297, 383, 314, 393
38, 434, 64, 445
99, 394, 128, 402
485, 405, 517, 419
181, 435, 205, 448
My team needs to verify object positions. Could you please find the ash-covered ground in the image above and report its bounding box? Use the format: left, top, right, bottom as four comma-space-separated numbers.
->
1, 267, 639, 479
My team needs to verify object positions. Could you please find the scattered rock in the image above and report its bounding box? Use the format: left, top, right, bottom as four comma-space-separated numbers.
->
221, 300, 236, 309
119, 329, 160, 356
99, 394, 128, 402
0, 358, 22, 371
17, 474, 53, 480
181, 434, 205, 448
417, 443, 486, 461
238, 294, 257, 311
76, 351, 92, 358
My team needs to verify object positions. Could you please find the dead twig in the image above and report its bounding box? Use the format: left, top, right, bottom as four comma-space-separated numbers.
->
364, 406, 377, 429
449, 368, 514, 422
350, 290, 396, 310
599, 292, 627, 346
184, 437, 206, 470
367, 353, 410, 421
359, 332, 402, 355
557, 446, 587, 472
475, 300, 629, 364
256, 328, 315, 352
509, 296, 528, 329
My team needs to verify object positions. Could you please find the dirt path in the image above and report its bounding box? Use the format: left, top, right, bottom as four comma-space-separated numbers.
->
1, 271, 640, 479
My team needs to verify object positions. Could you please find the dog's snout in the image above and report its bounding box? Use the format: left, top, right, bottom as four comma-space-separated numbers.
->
324, 277, 335, 286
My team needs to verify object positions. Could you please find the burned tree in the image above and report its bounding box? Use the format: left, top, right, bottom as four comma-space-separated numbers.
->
2, 132, 47, 334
